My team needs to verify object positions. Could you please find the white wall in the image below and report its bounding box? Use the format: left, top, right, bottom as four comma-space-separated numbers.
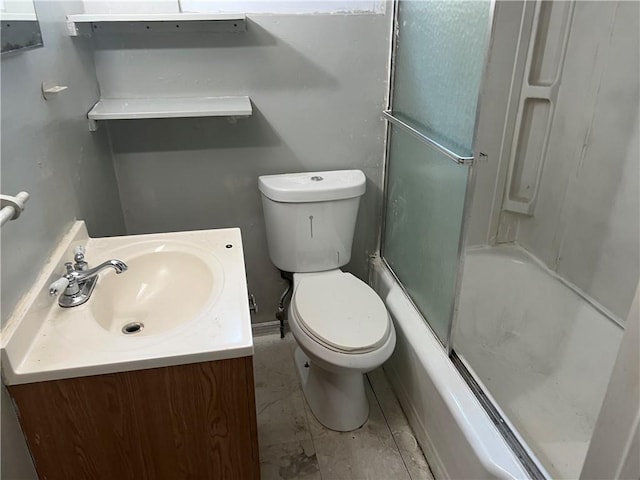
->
469, 1, 639, 320
0, 0, 36, 15
1, 1, 126, 476
581, 286, 640, 479
1, 2, 127, 326
180, 0, 383, 14
81, 0, 382, 15
81, 0, 179, 14
92, 11, 392, 322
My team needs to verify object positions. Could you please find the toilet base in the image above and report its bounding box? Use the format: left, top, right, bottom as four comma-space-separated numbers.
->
294, 347, 369, 432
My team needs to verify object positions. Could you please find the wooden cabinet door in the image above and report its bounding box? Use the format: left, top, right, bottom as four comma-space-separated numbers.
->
8, 357, 260, 480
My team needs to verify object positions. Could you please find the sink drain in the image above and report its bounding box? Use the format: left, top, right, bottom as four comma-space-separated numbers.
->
122, 322, 144, 335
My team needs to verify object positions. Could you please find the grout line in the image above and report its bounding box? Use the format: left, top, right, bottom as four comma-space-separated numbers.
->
255, 332, 324, 479
367, 371, 436, 480
366, 372, 414, 480
290, 338, 324, 480
301, 397, 324, 480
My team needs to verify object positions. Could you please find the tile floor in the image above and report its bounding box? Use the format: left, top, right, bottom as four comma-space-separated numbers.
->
253, 333, 434, 480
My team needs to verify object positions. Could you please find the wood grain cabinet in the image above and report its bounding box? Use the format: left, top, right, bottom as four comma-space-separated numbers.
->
8, 357, 260, 480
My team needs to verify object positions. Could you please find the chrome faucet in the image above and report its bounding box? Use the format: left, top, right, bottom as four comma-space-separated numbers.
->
49, 246, 128, 308
70, 259, 127, 282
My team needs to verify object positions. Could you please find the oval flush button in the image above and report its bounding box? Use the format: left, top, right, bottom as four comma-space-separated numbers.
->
310, 176, 323, 181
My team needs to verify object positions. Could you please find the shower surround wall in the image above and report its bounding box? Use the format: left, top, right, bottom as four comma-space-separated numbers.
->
93, 12, 392, 323
469, 1, 639, 320
452, 2, 638, 475
1, 1, 126, 478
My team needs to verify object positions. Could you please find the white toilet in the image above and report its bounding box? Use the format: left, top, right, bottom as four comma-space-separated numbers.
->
258, 169, 396, 432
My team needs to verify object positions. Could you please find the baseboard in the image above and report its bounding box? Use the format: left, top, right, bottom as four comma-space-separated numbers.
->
251, 320, 286, 337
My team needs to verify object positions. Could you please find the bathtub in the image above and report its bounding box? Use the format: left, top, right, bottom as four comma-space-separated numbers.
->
370, 245, 624, 479
371, 256, 529, 479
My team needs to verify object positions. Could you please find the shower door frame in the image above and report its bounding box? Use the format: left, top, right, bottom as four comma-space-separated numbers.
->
377, 0, 492, 354
376, 1, 548, 478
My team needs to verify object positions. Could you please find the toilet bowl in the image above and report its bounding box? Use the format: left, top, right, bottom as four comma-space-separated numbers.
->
288, 270, 395, 431
258, 169, 396, 431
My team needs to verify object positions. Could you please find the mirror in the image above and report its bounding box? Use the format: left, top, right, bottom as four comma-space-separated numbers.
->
1, 0, 43, 54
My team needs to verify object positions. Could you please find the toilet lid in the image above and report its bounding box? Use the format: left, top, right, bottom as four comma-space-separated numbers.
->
292, 272, 390, 353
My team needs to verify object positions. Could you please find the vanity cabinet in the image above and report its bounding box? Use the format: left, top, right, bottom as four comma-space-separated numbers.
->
8, 357, 259, 479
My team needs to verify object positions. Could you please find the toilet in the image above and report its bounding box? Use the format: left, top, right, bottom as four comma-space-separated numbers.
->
258, 169, 396, 431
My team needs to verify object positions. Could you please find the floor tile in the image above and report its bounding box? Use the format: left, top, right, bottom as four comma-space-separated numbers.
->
306, 382, 411, 480
260, 439, 322, 480
368, 368, 434, 480
313, 429, 410, 480
253, 334, 312, 448
253, 333, 432, 480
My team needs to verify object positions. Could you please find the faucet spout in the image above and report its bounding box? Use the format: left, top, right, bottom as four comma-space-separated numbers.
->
48, 247, 129, 308
72, 259, 128, 282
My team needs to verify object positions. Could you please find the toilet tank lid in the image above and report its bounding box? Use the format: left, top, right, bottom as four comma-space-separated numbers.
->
258, 170, 366, 203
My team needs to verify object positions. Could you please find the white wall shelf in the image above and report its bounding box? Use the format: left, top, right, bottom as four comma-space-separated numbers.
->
87, 96, 252, 131
1, 13, 38, 22
66, 13, 246, 36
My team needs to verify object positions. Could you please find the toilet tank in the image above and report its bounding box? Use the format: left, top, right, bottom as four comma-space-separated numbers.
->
258, 170, 366, 273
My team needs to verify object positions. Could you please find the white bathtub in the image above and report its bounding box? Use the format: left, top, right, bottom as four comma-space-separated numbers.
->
371, 256, 529, 480
370, 245, 624, 479
454, 246, 624, 479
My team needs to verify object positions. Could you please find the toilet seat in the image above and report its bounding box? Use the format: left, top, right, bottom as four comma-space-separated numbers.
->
292, 272, 390, 354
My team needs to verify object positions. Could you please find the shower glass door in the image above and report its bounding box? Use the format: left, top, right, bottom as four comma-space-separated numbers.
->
382, 0, 492, 344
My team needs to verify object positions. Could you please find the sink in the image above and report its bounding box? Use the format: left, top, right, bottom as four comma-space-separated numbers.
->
1, 222, 253, 385
90, 242, 223, 336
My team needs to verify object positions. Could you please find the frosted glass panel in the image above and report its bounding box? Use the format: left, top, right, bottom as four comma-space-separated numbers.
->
382, 0, 491, 343
384, 126, 469, 342
392, 0, 491, 154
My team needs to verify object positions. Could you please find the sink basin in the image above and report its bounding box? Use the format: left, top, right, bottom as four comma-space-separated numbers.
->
90, 242, 223, 336
1, 223, 253, 385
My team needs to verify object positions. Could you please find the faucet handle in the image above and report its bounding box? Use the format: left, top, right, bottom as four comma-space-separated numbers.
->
65, 262, 75, 274
73, 246, 88, 271
49, 277, 70, 296
74, 245, 85, 261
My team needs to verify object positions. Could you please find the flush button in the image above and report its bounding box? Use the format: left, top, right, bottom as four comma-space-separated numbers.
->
310, 176, 323, 181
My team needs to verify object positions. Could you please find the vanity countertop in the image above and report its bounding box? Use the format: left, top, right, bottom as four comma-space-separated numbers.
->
1, 222, 253, 385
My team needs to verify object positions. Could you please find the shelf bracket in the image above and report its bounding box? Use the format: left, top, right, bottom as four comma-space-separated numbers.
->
66, 18, 91, 37
66, 18, 79, 36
